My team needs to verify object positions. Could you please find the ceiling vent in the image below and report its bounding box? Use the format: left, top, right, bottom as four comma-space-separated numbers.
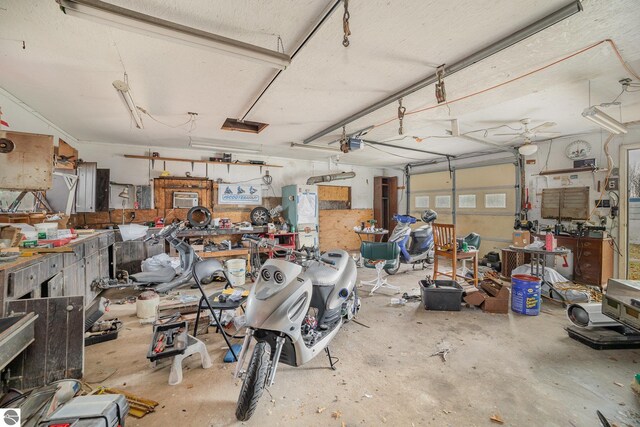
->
221, 118, 268, 134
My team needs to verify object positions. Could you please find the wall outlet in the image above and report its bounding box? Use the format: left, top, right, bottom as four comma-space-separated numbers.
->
606, 177, 619, 191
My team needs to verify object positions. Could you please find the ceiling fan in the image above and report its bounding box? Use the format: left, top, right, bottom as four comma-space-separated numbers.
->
493, 118, 560, 156
494, 118, 559, 139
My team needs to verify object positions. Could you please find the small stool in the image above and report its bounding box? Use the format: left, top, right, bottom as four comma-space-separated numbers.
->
168, 335, 212, 385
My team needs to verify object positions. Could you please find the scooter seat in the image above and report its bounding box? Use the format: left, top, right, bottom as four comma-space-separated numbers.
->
304, 251, 349, 286
130, 266, 177, 284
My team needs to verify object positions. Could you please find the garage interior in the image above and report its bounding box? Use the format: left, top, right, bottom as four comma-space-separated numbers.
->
1, 0, 640, 425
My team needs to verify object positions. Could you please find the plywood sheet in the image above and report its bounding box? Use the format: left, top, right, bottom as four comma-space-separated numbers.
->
153, 177, 212, 209
319, 209, 373, 252
0, 131, 54, 190
318, 185, 350, 202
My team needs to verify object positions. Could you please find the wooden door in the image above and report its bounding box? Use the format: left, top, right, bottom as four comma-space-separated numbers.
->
373, 176, 398, 235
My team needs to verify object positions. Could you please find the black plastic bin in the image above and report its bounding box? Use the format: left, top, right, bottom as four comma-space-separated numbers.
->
420, 279, 463, 311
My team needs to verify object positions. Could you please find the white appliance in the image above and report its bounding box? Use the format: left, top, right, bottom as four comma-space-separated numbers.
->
282, 184, 319, 250
173, 192, 199, 208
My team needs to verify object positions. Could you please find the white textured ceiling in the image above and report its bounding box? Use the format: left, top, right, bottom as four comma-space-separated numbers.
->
0, 0, 639, 166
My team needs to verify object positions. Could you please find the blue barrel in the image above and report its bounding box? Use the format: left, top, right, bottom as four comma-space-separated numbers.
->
511, 274, 541, 316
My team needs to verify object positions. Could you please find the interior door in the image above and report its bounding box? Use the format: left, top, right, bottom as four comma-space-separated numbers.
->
374, 176, 398, 236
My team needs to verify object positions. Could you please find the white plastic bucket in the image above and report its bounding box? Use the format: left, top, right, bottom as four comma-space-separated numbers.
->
35, 222, 58, 239
136, 291, 160, 319
226, 259, 246, 286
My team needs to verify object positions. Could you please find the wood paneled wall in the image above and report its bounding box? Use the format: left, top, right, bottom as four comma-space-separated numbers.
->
319, 209, 374, 252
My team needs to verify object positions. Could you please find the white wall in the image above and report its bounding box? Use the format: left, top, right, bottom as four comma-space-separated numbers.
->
0, 89, 77, 145
76, 141, 386, 208
0, 89, 392, 210
523, 127, 640, 277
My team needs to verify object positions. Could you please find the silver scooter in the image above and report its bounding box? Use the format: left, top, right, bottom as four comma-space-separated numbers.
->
233, 239, 360, 421
94, 222, 199, 293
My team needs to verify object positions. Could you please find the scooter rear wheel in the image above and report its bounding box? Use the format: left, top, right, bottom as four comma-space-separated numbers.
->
236, 341, 271, 421
384, 255, 401, 275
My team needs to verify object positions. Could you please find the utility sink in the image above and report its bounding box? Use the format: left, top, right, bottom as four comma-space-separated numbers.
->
0, 312, 38, 371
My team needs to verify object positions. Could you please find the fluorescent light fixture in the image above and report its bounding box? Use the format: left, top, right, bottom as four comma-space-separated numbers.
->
291, 143, 339, 153
190, 140, 261, 154
518, 144, 538, 156
57, 0, 291, 69
112, 80, 143, 129
582, 107, 628, 135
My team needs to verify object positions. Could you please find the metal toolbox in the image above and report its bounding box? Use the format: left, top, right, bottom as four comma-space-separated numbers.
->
147, 321, 188, 362
39, 394, 130, 427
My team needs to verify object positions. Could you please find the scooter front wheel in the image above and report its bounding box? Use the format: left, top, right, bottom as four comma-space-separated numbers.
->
235, 341, 271, 421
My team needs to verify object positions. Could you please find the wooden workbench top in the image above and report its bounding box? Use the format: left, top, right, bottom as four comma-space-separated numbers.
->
0, 230, 113, 271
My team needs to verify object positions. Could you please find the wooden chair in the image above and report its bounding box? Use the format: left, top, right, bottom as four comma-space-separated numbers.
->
432, 223, 478, 287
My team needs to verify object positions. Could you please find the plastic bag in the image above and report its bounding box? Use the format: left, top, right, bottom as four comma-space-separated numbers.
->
141, 253, 181, 273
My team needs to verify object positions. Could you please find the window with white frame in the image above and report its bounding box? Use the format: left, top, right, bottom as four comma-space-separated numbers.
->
458, 194, 476, 208
435, 195, 451, 208
485, 193, 507, 208
415, 196, 429, 208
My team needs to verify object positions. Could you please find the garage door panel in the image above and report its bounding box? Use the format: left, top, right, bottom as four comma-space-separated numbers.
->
410, 162, 516, 255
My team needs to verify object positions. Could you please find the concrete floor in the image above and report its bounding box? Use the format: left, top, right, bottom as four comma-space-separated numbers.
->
86, 265, 640, 427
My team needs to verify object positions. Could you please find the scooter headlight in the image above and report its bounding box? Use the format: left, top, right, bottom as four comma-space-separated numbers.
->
255, 267, 288, 300
273, 270, 285, 284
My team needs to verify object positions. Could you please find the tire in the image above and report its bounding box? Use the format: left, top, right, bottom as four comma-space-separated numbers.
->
250, 207, 270, 225
384, 255, 401, 275
235, 341, 271, 421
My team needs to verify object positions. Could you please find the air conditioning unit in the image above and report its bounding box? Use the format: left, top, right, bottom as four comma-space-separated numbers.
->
173, 192, 199, 208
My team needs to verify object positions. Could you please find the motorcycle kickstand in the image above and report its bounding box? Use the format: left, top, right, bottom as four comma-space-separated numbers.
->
325, 347, 339, 371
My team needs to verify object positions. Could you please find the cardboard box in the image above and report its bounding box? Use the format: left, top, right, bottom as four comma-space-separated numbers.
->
480, 281, 510, 314
463, 280, 510, 314
512, 230, 530, 247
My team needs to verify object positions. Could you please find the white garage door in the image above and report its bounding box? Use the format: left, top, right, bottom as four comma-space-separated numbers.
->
409, 163, 517, 255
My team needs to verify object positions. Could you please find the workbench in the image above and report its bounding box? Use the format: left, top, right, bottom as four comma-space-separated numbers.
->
0, 230, 115, 316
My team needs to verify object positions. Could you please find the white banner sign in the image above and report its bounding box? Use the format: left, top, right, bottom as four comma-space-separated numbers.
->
218, 184, 262, 205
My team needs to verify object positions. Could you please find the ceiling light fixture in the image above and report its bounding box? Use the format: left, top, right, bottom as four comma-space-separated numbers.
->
518, 143, 538, 156
582, 107, 628, 134
291, 143, 339, 153
112, 80, 143, 129
56, 0, 291, 69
